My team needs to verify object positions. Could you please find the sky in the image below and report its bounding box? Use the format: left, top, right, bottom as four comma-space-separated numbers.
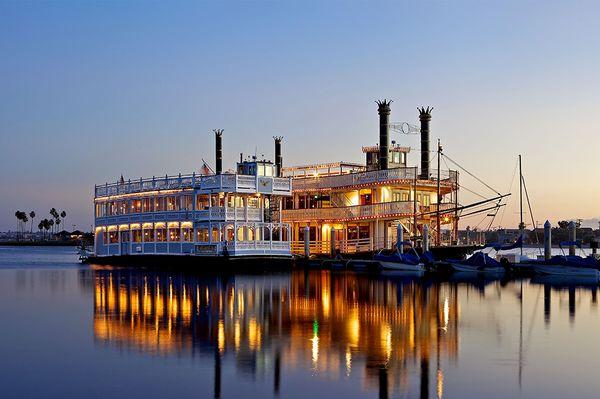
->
1, 0, 599, 231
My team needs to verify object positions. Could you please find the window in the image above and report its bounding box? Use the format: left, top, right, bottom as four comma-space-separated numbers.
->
182, 194, 193, 211
247, 197, 259, 208
236, 226, 245, 241
155, 224, 167, 242
181, 227, 193, 242
167, 196, 179, 211
142, 198, 153, 213
422, 194, 430, 206
212, 227, 220, 242
155, 197, 166, 212
225, 225, 235, 241
109, 231, 119, 244
283, 197, 294, 210
196, 194, 210, 210
197, 228, 209, 242
132, 229, 142, 243
131, 199, 142, 213
168, 223, 180, 241
299, 195, 306, 209
143, 225, 154, 242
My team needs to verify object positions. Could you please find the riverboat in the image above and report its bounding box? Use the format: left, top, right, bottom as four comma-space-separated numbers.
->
91, 132, 293, 263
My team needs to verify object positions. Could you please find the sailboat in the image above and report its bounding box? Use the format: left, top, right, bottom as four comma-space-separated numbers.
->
513, 156, 600, 277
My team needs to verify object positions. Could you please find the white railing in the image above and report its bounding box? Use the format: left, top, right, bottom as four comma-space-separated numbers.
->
282, 201, 415, 222
95, 174, 292, 198
292, 167, 457, 191
290, 237, 381, 255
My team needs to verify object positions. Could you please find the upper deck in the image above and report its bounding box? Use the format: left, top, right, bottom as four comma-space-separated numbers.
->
94, 173, 292, 199
289, 166, 458, 192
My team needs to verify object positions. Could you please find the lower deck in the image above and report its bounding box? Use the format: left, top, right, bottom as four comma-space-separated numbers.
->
94, 221, 291, 258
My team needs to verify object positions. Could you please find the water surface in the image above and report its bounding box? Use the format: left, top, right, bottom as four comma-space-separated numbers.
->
0, 246, 599, 398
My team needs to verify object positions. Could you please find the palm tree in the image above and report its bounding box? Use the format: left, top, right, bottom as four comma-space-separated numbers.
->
38, 221, 44, 238
49, 208, 58, 234
14, 211, 28, 239
15, 211, 20, 235
60, 211, 66, 232
49, 219, 55, 238
29, 211, 36, 234
56, 218, 62, 235
43, 219, 51, 240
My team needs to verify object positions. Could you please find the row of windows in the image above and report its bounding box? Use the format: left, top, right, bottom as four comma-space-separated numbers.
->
284, 191, 431, 210
96, 194, 263, 217
98, 224, 287, 244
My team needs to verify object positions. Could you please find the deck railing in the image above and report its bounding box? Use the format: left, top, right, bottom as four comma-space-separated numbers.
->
95, 173, 292, 198
291, 237, 391, 255
282, 201, 415, 222
292, 167, 458, 191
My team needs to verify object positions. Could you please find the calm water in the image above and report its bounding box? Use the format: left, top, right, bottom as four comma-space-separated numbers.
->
1, 247, 599, 398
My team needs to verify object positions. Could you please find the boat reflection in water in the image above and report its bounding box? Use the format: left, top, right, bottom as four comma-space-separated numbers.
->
93, 268, 459, 398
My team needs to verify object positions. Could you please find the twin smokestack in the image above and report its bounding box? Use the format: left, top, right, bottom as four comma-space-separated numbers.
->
377, 100, 432, 177
213, 130, 283, 177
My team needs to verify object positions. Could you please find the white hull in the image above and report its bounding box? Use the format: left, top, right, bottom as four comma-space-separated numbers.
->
449, 262, 505, 274
378, 261, 425, 272
532, 264, 600, 278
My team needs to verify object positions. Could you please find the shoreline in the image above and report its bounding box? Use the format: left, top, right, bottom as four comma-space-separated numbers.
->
0, 241, 80, 247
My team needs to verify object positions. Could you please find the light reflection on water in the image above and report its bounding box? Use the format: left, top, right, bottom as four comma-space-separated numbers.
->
1, 246, 600, 398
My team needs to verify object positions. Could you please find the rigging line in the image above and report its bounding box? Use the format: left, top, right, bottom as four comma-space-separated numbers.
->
443, 157, 489, 201
442, 153, 501, 196
485, 203, 501, 231
456, 183, 488, 200
459, 203, 506, 219
497, 158, 519, 229
521, 173, 543, 255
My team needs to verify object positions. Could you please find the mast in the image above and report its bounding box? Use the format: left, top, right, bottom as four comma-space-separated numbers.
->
519, 155, 524, 256
436, 139, 442, 246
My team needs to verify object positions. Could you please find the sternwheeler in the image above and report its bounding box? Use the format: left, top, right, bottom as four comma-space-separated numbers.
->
89, 132, 293, 266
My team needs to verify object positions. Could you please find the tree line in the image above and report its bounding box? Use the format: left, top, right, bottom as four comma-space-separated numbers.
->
13, 208, 67, 240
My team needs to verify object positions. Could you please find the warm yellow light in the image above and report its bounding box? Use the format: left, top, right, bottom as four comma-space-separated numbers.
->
218, 319, 225, 353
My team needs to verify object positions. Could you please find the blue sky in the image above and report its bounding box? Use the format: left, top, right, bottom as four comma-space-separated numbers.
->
1, 0, 599, 231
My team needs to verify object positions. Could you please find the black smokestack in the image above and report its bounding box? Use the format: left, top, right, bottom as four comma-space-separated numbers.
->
418, 107, 433, 179
274, 136, 283, 177
377, 100, 392, 170
214, 129, 223, 174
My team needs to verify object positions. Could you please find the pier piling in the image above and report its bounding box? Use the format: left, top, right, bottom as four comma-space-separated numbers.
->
423, 225, 429, 252
304, 226, 310, 258
330, 227, 336, 258
569, 221, 576, 256
544, 220, 552, 260
396, 224, 403, 254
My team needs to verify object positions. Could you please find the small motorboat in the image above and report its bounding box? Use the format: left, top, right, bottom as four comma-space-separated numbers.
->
373, 245, 425, 273
446, 252, 506, 274
531, 255, 599, 278
529, 241, 599, 278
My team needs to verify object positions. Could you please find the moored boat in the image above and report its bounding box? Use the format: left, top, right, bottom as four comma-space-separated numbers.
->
373, 245, 425, 273
447, 252, 506, 274
531, 255, 599, 278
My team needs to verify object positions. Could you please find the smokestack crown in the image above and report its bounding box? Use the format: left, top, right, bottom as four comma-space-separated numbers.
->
214, 129, 223, 175
417, 107, 433, 179
377, 99, 392, 114
274, 136, 283, 177
377, 99, 392, 170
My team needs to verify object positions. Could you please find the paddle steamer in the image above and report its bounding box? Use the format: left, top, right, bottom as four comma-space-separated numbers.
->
92, 132, 293, 262
281, 101, 460, 255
